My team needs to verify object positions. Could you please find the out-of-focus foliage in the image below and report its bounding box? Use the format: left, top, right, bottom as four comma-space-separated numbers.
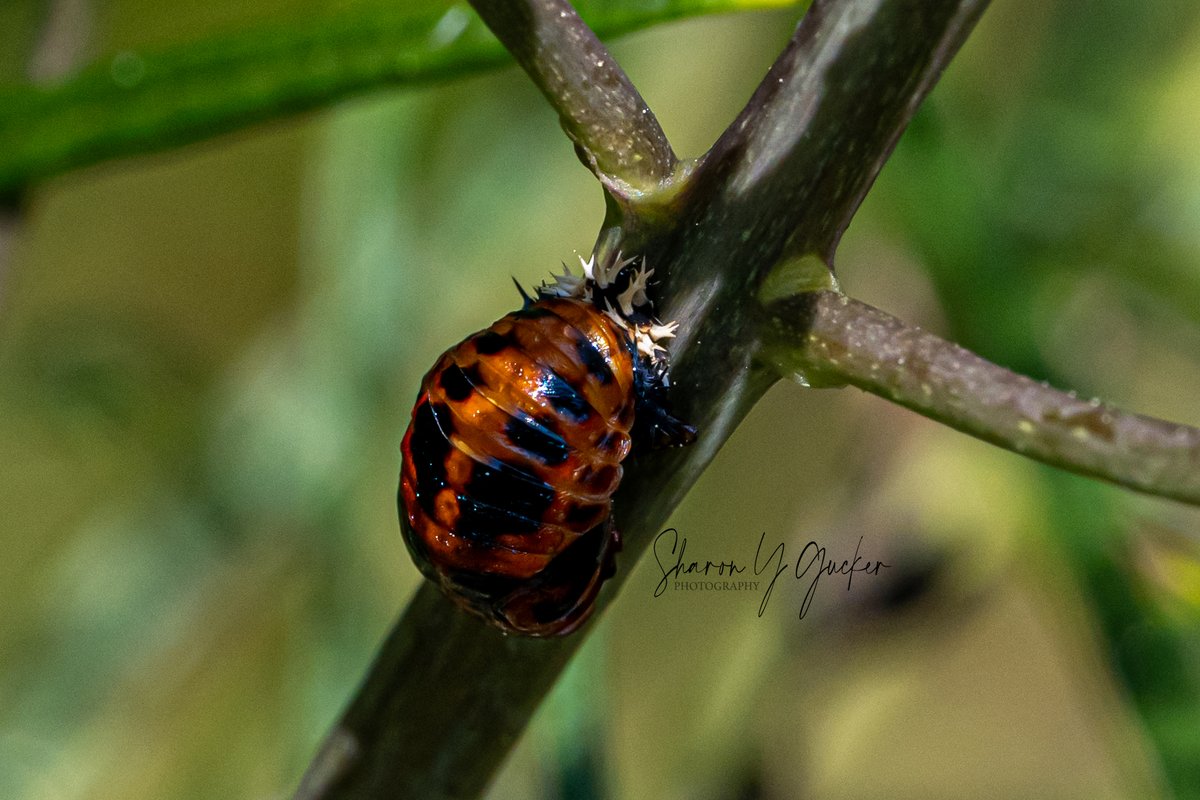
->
1, 1, 1199, 799
0, 0, 796, 196
875, 1, 1200, 792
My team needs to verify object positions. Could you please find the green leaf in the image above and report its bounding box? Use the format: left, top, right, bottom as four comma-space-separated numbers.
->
0, 0, 798, 196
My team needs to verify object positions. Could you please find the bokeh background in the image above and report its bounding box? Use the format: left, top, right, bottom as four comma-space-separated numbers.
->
3, 1, 1200, 798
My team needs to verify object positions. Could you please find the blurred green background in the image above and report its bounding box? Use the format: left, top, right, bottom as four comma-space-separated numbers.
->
3, 1, 1200, 798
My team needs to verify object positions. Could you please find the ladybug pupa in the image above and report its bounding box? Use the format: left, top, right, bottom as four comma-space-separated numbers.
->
398, 254, 695, 636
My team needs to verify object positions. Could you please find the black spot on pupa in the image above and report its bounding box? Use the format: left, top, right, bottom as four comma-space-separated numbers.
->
461, 363, 485, 387
410, 401, 454, 514
438, 364, 475, 402
474, 331, 511, 355
506, 415, 570, 466
535, 413, 564, 435
572, 333, 614, 385
456, 495, 542, 541
466, 461, 556, 522
540, 371, 592, 421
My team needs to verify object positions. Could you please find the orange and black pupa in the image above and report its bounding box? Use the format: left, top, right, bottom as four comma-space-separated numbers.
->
398, 255, 695, 636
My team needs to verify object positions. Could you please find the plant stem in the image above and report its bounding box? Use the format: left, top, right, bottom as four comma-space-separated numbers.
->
469, 0, 677, 196
293, 583, 581, 800
684, 0, 990, 275
27, 0, 94, 83
764, 291, 1200, 506
656, 0, 989, 437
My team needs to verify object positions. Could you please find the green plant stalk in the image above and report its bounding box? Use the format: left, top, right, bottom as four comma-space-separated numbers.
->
763, 290, 1200, 506
468, 0, 677, 195
0, 0, 783, 197
293, 1, 990, 798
